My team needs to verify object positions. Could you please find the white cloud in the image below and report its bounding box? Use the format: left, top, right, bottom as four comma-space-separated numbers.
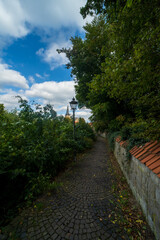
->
37, 41, 71, 69
25, 80, 92, 121
57, 106, 69, 111
22, 0, 87, 29
0, 0, 92, 39
35, 73, 50, 79
28, 76, 35, 83
35, 73, 43, 79
0, 80, 92, 121
0, 62, 29, 89
44, 73, 50, 78
0, 0, 93, 69
76, 109, 92, 122
25, 80, 75, 106
0, 89, 27, 110
0, 0, 28, 38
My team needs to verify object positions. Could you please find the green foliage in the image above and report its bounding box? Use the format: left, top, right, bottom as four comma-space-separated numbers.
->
61, 0, 160, 141
121, 121, 150, 143
24, 175, 62, 205
120, 126, 132, 141
120, 121, 150, 158
80, 0, 126, 19
107, 131, 120, 150
0, 100, 95, 226
75, 118, 96, 150
108, 115, 125, 132
57, 16, 107, 107
24, 174, 54, 204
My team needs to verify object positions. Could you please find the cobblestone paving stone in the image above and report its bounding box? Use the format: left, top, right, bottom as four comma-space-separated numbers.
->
2, 137, 130, 240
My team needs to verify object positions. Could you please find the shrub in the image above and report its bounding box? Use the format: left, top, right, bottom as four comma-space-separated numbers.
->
107, 131, 120, 150
0, 100, 95, 225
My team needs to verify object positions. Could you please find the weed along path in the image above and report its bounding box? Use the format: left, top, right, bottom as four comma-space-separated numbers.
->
2, 137, 154, 240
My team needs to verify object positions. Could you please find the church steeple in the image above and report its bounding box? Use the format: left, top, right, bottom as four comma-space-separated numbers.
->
65, 105, 70, 118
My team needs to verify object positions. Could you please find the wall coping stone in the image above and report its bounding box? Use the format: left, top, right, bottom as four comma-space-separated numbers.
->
115, 136, 160, 179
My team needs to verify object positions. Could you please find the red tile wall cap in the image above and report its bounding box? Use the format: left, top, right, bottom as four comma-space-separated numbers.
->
139, 152, 151, 161
116, 137, 160, 178
152, 146, 160, 154
130, 146, 138, 153
134, 149, 149, 159
148, 160, 160, 170
115, 136, 121, 142
141, 154, 155, 164
144, 141, 159, 151
152, 166, 160, 175
130, 146, 143, 155
147, 143, 160, 153
130, 146, 139, 154
144, 141, 154, 147
119, 140, 128, 148
132, 141, 160, 159
146, 156, 160, 167
132, 147, 145, 157
120, 141, 125, 146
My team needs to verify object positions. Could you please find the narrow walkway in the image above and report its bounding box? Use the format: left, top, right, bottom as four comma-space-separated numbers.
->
5, 138, 129, 240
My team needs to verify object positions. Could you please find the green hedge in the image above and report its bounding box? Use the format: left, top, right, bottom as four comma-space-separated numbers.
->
0, 100, 95, 225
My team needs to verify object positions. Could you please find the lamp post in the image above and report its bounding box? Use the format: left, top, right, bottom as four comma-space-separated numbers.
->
69, 97, 78, 140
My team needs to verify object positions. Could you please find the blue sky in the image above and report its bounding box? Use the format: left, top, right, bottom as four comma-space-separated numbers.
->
0, 0, 92, 121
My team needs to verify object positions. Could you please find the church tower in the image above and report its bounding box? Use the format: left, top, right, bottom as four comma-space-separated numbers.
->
65, 105, 71, 118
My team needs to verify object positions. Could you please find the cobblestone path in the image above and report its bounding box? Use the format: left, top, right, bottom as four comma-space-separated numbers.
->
5, 137, 130, 240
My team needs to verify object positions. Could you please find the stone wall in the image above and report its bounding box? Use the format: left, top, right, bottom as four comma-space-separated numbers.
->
114, 141, 160, 240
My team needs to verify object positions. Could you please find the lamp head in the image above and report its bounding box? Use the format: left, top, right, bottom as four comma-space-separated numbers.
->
69, 97, 78, 110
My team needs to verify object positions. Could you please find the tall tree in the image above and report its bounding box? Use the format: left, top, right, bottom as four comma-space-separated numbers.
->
60, 0, 160, 137
58, 16, 107, 107
80, 0, 126, 19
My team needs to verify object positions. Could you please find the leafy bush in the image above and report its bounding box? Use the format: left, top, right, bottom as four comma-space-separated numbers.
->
24, 174, 56, 204
0, 99, 95, 225
120, 126, 132, 140
83, 137, 94, 149
108, 117, 124, 132
107, 131, 120, 150
120, 120, 150, 144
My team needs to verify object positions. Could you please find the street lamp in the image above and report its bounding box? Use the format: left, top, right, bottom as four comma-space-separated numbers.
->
69, 97, 78, 140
